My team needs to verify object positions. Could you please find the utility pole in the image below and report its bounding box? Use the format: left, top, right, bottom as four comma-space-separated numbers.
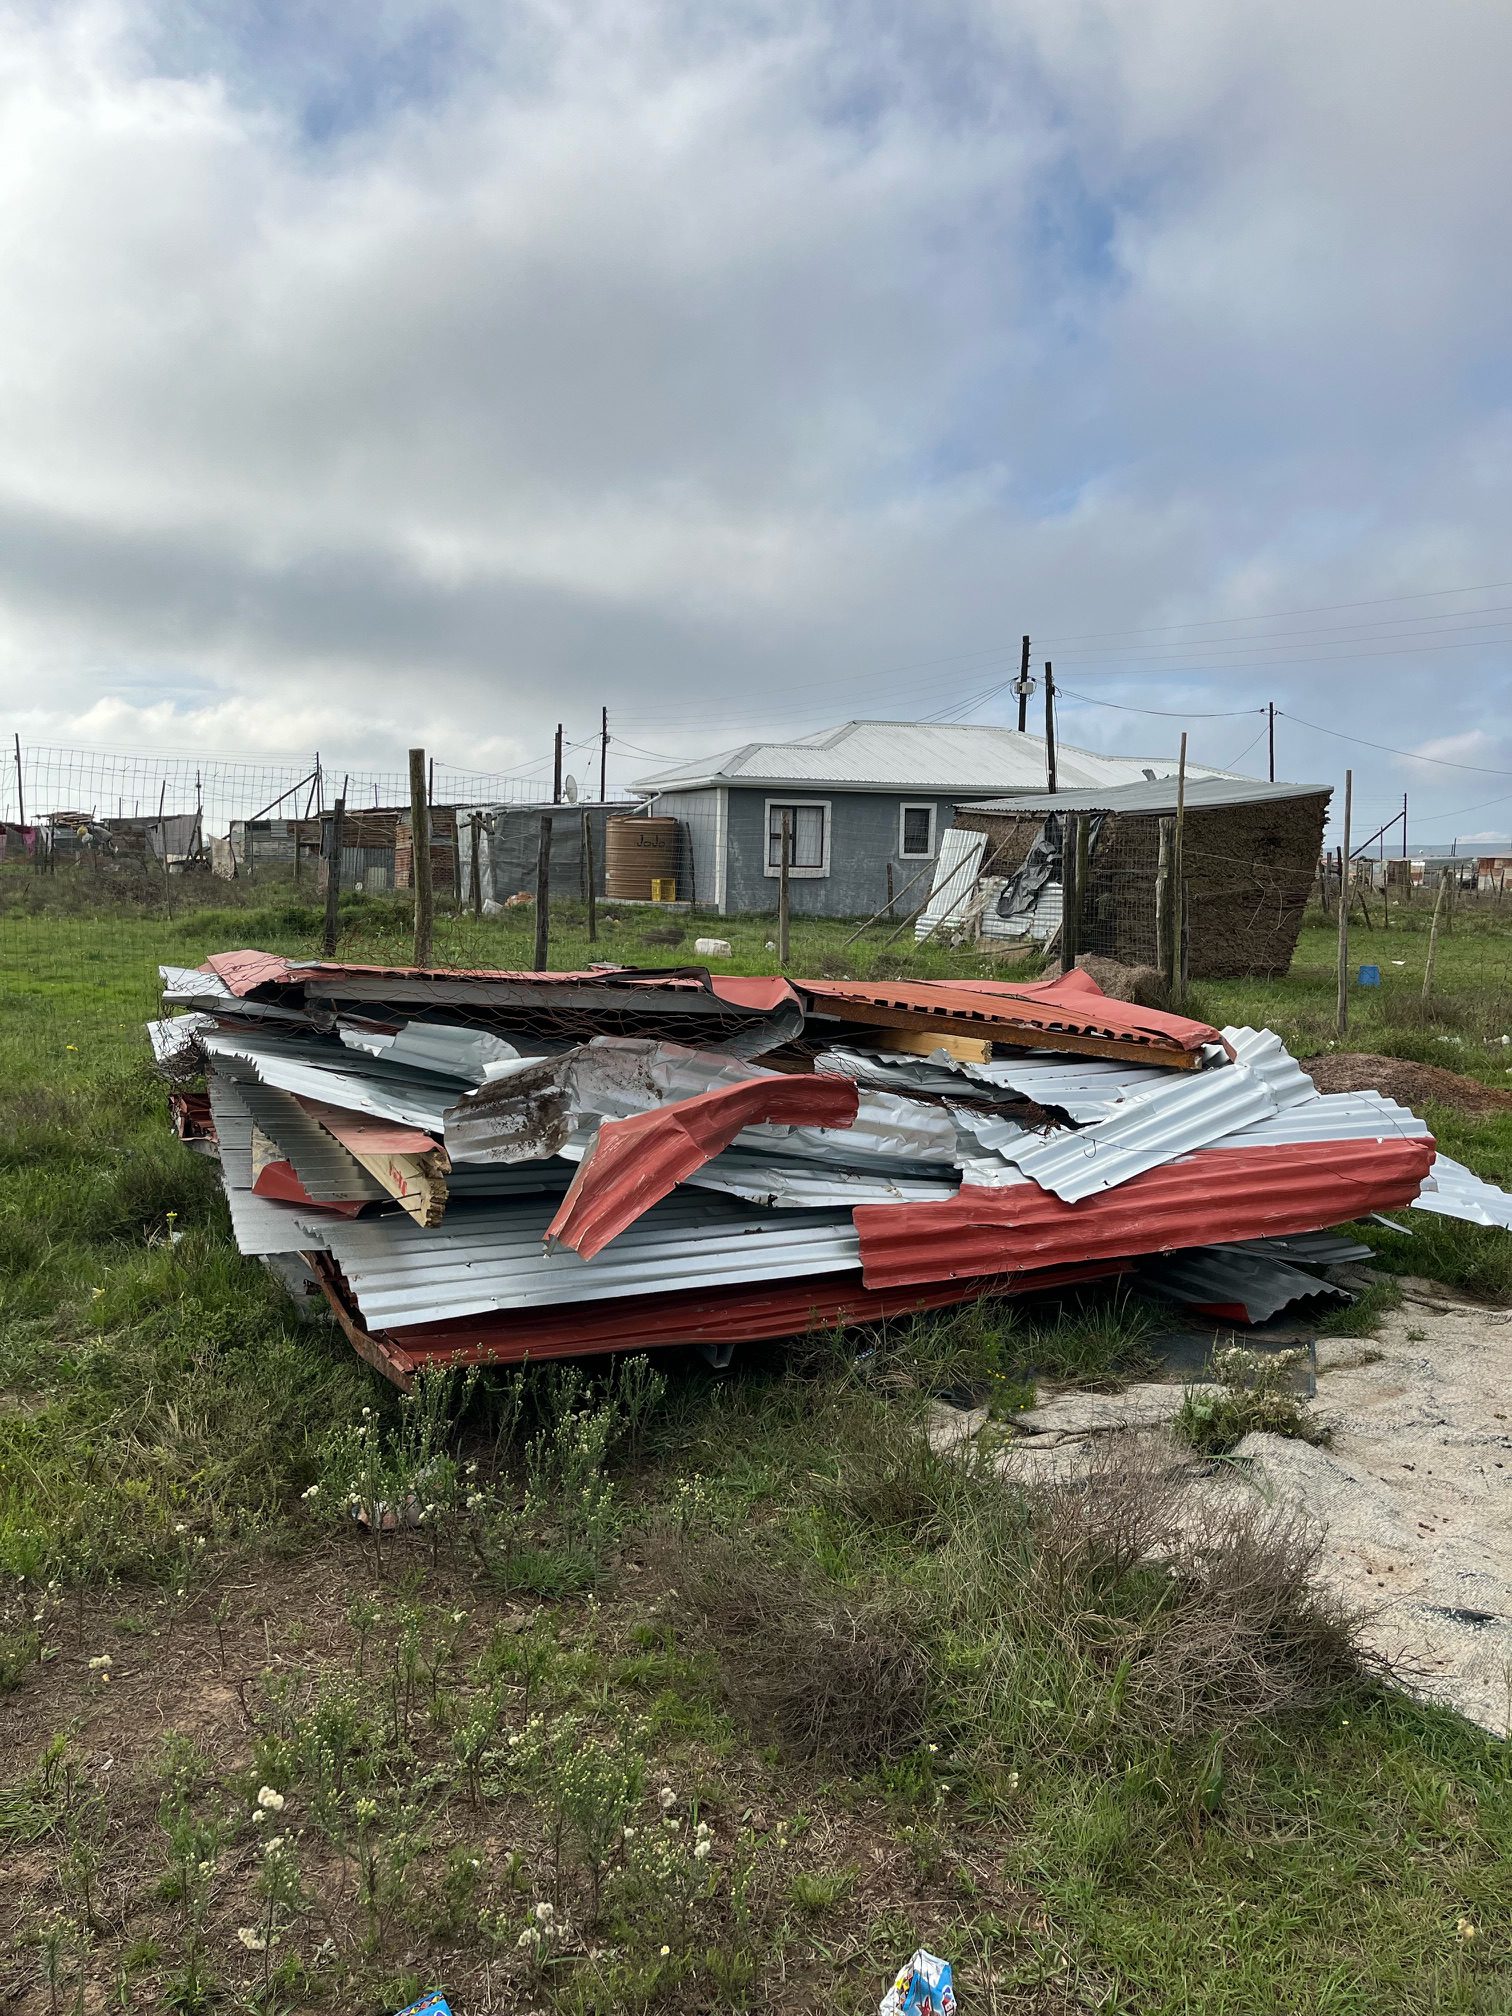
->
1171, 733, 1188, 1004
1014, 635, 1032, 732
599, 707, 609, 802
1402, 792, 1408, 858
553, 723, 563, 804
1043, 662, 1057, 791
1336, 769, 1352, 1037
1267, 701, 1275, 782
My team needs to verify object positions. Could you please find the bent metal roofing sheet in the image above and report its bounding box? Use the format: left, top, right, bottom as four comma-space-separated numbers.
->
853, 1137, 1437, 1290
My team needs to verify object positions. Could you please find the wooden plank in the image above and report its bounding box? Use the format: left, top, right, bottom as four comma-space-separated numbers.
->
809, 997, 1202, 1068
868, 1028, 994, 1064
346, 1144, 450, 1228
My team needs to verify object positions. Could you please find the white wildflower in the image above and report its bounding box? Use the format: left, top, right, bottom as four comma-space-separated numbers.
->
236, 1926, 267, 1952
256, 1785, 285, 1812
534, 1901, 554, 1923
658, 1786, 676, 1812
693, 1838, 711, 1862
301, 1485, 320, 1501
659, 1945, 670, 1958
516, 1930, 535, 1950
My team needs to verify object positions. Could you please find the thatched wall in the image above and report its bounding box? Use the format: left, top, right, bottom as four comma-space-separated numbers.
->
956, 791, 1329, 978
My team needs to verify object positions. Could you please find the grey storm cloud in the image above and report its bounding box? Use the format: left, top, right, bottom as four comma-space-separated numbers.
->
0, 0, 1509, 838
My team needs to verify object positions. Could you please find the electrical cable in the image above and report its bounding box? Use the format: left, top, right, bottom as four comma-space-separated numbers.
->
1277, 712, 1512, 778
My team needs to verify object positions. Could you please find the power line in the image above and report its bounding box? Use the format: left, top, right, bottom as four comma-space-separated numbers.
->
1278, 711, 1512, 778
1056, 687, 1265, 721
1037, 576, 1512, 646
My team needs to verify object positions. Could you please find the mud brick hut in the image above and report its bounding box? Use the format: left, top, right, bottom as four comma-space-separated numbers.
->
953, 776, 1331, 979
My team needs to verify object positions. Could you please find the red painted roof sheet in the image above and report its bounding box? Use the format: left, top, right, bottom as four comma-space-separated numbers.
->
298, 1097, 439, 1160
375, 1257, 1129, 1373
794, 968, 1220, 1057
853, 1137, 1434, 1289
546, 1073, 858, 1259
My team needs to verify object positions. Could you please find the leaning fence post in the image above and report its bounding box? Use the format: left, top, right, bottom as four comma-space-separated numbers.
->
533, 810, 552, 970
583, 809, 597, 945
470, 813, 483, 919
1422, 866, 1449, 1008
1155, 816, 1173, 977
778, 811, 791, 968
1336, 769, 1352, 1037
323, 796, 345, 956
409, 747, 433, 966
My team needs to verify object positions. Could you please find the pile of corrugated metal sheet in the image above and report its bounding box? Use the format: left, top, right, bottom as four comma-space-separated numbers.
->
149, 953, 1512, 1387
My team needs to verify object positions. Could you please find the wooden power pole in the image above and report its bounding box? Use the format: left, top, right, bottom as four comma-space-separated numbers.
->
1267, 700, 1275, 782
1015, 635, 1031, 732
1044, 662, 1057, 791
552, 724, 563, 804
599, 707, 609, 802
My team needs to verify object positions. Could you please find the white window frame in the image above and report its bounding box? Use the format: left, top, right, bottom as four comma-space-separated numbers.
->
898, 801, 937, 860
763, 797, 831, 879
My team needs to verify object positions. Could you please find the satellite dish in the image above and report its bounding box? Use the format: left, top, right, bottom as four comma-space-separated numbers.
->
563, 774, 579, 803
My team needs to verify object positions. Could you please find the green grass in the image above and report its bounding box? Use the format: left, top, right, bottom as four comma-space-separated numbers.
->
2, 879, 1512, 2011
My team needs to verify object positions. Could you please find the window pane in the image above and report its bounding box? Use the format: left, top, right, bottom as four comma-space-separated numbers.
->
902, 806, 932, 854
793, 806, 824, 868
768, 804, 825, 870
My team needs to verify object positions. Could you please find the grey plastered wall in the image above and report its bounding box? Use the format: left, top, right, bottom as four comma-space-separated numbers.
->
719, 788, 970, 918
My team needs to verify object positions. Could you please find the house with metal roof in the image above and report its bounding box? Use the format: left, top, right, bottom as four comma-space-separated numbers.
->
631, 719, 1234, 918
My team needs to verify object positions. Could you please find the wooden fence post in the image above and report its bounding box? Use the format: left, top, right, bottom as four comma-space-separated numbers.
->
469, 813, 483, 919
1058, 814, 1080, 975
583, 810, 597, 944
408, 747, 433, 967
778, 811, 791, 968
1171, 734, 1188, 1004
533, 811, 552, 970
1336, 769, 1352, 1037
1422, 868, 1449, 1008
323, 796, 345, 956
885, 862, 894, 918
1155, 817, 1173, 977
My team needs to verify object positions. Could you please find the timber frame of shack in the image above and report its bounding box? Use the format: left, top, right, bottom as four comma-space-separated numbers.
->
952, 778, 1331, 980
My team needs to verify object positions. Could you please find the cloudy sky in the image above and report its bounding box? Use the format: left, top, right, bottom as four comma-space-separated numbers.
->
3, 0, 1511, 848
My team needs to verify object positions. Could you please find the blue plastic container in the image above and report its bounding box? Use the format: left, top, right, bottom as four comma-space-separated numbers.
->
1357, 964, 1381, 987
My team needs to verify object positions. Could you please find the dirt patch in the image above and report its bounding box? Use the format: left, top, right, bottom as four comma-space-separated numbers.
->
1301, 1052, 1512, 1118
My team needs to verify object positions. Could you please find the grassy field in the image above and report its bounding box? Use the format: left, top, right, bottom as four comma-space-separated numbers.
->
2, 872, 1511, 2014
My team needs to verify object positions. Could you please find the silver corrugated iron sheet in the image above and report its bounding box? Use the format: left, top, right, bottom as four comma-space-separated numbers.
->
914, 828, 985, 942
684, 1150, 960, 1208
953, 1052, 1175, 1120
1412, 1154, 1512, 1229
1141, 1246, 1351, 1323
1216, 1089, 1429, 1149
338, 1020, 555, 1081
966, 777, 1331, 818
200, 1030, 455, 1132
1221, 1027, 1320, 1110
213, 1069, 385, 1204
206, 1078, 331, 1258
1004, 1059, 1279, 1202
307, 1194, 862, 1325
1226, 1230, 1375, 1266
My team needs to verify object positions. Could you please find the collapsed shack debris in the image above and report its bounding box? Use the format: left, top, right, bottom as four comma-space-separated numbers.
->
149, 952, 1512, 1389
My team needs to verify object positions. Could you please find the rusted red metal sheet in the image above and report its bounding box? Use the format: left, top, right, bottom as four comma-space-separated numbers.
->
204, 949, 298, 995
546, 1074, 859, 1259
298, 1097, 440, 1160
250, 1159, 365, 1215
793, 968, 1220, 1060
359, 1257, 1130, 1381
168, 1088, 215, 1147
853, 1137, 1435, 1289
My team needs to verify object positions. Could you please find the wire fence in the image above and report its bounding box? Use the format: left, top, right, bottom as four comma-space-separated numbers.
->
11, 735, 1512, 1064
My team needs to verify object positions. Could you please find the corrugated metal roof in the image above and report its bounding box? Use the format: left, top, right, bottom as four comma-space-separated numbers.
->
1412, 1153, 1512, 1229
1222, 1027, 1321, 1110
854, 1137, 1437, 1289
1140, 1246, 1352, 1323
963, 777, 1331, 817
215, 1071, 386, 1204
1215, 1089, 1430, 1149
632, 720, 1237, 796
1002, 1058, 1278, 1202
206, 1078, 329, 1258
1227, 1231, 1375, 1265
547, 1073, 861, 1258
338, 1021, 549, 1081
381, 1257, 1130, 1371
683, 1150, 958, 1208
951, 1052, 1176, 1120
913, 828, 984, 941
200, 1030, 456, 1132
310, 1194, 863, 1326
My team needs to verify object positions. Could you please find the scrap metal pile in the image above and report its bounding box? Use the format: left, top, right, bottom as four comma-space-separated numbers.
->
150, 954, 1512, 1386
